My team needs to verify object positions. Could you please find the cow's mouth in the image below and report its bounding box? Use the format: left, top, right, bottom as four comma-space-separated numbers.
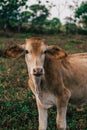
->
33, 73, 43, 77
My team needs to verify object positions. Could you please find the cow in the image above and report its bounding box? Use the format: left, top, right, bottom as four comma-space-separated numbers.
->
4, 37, 87, 130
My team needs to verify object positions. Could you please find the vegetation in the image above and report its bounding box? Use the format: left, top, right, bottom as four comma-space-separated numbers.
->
0, 0, 28, 32
0, 33, 87, 130
74, 1, 87, 35
75, 2, 87, 28
0, 0, 87, 34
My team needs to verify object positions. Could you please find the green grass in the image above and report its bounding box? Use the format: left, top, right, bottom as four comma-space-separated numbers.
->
0, 32, 87, 130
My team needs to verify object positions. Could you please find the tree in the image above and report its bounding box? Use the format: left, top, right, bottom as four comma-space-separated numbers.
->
50, 18, 61, 32
65, 22, 77, 34
0, 0, 28, 31
29, 4, 49, 32
75, 2, 87, 28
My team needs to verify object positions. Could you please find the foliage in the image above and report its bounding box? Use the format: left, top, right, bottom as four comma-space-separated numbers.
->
77, 27, 87, 35
29, 4, 49, 24
75, 2, 87, 28
0, 0, 60, 34
0, 0, 87, 34
65, 23, 77, 34
49, 18, 61, 31
0, 0, 55, 33
0, 0, 28, 31
75, 2, 87, 18
43, 18, 62, 34
21, 11, 32, 23
64, 1, 87, 35
28, 4, 49, 33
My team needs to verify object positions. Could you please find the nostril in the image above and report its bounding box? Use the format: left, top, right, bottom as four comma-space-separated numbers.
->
33, 68, 37, 73
39, 68, 43, 73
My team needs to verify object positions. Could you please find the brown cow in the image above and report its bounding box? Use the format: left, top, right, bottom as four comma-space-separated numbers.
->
4, 37, 87, 130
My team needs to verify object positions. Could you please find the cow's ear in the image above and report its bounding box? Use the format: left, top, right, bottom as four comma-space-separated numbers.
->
46, 45, 67, 59
4, 44, 25, 59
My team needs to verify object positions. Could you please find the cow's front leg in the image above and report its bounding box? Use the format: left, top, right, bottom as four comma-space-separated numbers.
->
36, 98, 48, 130
56, 88, 71, 130
56, 105, 67, 130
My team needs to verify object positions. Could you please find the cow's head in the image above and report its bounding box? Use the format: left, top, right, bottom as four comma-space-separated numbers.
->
5, 37, 67, 77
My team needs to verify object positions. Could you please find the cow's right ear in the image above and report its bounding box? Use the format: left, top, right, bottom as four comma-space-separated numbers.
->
46, 45, 67, 59
4, 44, 25, 59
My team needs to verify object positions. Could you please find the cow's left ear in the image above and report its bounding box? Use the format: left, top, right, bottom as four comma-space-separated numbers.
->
46, 45, 67, 59
4, 44, 25, 59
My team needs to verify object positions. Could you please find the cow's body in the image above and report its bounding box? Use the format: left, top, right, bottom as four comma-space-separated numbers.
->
30, 53, 87, 103
5, 38, 87, 130
63, 53, 87, 106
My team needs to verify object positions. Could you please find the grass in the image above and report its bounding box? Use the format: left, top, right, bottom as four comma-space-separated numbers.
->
0, 32, 87, 130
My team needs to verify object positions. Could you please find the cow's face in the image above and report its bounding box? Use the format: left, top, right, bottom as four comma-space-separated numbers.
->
25, 38, 47, 77
4, 37, 67, 78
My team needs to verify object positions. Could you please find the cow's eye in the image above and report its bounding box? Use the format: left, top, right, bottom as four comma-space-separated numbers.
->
42, 51, 46, 55
43, 50, 47, 54
25, 50, 29, 54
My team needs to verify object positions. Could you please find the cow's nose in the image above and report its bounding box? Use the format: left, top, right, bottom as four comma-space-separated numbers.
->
33, 68, 43, 76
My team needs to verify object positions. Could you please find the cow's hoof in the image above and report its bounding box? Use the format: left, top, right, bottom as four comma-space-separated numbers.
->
57, 125, 66, 130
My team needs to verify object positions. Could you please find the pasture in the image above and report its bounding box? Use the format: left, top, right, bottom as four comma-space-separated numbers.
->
0, 33, 87, 130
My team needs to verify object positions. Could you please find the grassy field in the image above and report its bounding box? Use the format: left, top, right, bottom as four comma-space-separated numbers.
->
0, 32, 87, 130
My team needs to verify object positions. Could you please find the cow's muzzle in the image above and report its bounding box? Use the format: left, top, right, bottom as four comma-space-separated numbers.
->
33, 68, 44, 77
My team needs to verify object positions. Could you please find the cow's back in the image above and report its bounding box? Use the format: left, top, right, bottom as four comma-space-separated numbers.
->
66, 53, 87, 80
68, 53, 87, 64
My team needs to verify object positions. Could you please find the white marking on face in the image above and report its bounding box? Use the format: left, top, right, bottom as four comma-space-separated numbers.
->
25, 41, 47, 76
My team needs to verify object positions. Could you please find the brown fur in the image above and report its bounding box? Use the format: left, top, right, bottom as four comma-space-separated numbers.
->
4, 46, 24, 58
26, 38, 46, 56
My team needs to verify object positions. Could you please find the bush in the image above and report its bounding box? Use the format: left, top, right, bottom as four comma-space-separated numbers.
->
65, 23, 77, 34
78, 28, 87, 35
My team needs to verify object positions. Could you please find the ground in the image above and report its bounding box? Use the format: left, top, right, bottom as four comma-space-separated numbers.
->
0, 32, 87, 130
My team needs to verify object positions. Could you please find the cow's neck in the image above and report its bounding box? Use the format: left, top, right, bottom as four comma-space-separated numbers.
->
44, 56, 64, 95
31, 75, 43, 95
